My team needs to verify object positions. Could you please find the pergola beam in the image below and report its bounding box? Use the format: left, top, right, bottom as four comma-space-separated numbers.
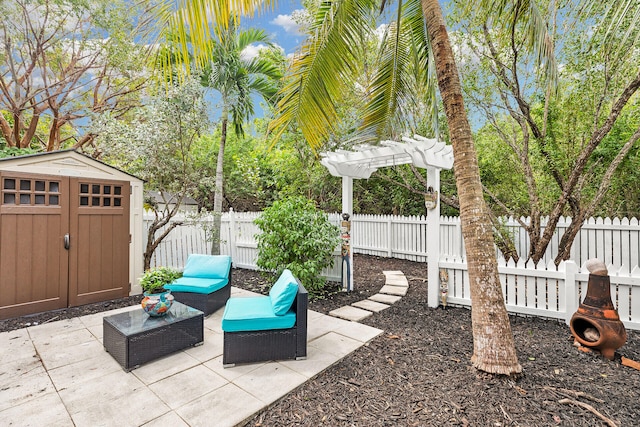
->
321, 135, 453, 178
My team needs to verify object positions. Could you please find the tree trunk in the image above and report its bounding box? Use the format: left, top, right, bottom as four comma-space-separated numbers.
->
421, 0, 521, 375
211, 117, 227, 255
143, 205, 184, 271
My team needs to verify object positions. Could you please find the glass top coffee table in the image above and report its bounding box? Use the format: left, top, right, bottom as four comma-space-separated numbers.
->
103, 302, 204, 371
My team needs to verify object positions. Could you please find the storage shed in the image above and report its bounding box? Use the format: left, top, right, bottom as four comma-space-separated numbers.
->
0, 150, 144, 319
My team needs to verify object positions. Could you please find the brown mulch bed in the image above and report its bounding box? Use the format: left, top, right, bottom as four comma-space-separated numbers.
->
2, 254, 639, 426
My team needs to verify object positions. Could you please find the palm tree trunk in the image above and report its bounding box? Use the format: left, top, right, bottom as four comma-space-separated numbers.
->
211, 116, 227, 255
421, 0, 521, 375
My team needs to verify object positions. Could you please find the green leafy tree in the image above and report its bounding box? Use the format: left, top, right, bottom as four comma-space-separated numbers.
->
453, 1, 640, 264
92, 77, 210, 270
254, 196, 341, 298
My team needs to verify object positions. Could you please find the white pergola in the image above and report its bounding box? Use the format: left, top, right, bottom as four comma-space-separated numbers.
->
320, 134, 454, 307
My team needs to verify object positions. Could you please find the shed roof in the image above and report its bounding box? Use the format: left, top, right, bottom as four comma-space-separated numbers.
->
0, 149, 143, 182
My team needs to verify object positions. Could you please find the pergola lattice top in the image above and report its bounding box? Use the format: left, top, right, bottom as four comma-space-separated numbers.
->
320, 134, 454, 179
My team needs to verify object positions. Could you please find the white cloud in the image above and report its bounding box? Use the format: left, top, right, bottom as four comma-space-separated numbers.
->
270, 10, 304, 35
241, 44, 267, 60
241, 43, 284, 61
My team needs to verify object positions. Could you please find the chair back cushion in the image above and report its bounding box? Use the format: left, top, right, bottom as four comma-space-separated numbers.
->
183, 254, 231, 279
269, 269, 299, 316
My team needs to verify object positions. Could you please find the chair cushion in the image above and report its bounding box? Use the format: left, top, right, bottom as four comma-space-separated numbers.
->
165, 277, 228, 294
182, 254, 231, 279
221, 296, 296, 332
269, 269, 299, 316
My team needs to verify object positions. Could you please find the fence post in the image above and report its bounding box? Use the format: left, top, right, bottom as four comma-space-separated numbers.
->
387, 216, 393, 257
564, 260, 578, 325
228, 208, 236, 262
342, 177, 354, 291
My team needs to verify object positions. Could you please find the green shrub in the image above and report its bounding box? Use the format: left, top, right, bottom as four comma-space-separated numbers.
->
139, 266, 182, 294
254, 196, 340, 297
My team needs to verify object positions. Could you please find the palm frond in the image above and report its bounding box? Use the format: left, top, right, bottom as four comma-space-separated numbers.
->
237, 28, 270, 51
269, 0, 378, 151
153, 0, 275, 78
360, 0, 437, 142
578, 0, 640, 64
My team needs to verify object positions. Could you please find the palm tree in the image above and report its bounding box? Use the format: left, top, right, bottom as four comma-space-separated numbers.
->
420, 0, 521, 374
201, 23, 281, 254
155, 0, 559, 375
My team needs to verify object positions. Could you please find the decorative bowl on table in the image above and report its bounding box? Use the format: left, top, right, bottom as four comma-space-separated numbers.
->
141, 290, 174, 317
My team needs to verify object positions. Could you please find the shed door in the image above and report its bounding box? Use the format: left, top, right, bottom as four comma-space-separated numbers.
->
0, 172, 69, 319
68, 178, 130, 306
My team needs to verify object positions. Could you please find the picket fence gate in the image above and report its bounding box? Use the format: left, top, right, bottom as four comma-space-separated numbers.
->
144, 211, 640, 330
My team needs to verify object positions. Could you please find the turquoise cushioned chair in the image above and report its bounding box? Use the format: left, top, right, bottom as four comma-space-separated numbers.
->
221, 269, 307, 366
165, 254, 232, 316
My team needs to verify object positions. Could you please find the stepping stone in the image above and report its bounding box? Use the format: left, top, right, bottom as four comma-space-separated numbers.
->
383, 270, 404, 275
329, 306, 373, 322
352, 300, 390, 313
385, 276, 408, 287
379, 285, 408, 296
369, 293, 402, 304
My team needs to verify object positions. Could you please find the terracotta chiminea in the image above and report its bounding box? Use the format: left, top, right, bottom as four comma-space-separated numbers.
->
569, 259, 627, 360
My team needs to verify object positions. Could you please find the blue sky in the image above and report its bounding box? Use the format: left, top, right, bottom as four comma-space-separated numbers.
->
242, 2, 306, 59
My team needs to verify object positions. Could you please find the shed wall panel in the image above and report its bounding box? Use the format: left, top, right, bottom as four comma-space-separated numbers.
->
68, 178, 130, 306
0, 172, 68, 319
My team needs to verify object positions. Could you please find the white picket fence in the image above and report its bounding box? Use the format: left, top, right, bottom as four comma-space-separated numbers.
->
441, 215, 640, 269
440, 257, 640, 330
144, 211, 640, 330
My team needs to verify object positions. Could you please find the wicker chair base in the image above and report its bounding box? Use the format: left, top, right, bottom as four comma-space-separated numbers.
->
223, 282, 308, 366
223, 327, 305, 366
171, 283, 231, 316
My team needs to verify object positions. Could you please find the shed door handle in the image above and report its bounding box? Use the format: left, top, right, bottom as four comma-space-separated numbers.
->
64, 234, 70, 250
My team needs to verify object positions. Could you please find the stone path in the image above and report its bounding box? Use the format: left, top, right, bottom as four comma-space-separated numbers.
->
328, 270, 408, 322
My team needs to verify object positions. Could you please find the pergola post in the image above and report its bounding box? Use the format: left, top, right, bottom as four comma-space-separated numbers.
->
342, 176, 354, 291
426, 167, 441, 308
342, 176, 353, 219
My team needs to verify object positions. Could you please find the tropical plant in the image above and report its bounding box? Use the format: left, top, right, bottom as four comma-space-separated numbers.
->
140, 266, 182, 294
262, 0, 527, 375
254, 196, 340, 298
200, 22, 282, 255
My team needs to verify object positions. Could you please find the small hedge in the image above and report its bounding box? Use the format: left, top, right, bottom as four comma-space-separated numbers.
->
254, 196, 340, 298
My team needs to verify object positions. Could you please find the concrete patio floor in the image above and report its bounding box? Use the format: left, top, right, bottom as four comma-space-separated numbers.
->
0, 287, 383, 427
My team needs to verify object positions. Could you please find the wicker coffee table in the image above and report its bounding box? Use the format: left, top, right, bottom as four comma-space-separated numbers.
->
103, 302, 204, 371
